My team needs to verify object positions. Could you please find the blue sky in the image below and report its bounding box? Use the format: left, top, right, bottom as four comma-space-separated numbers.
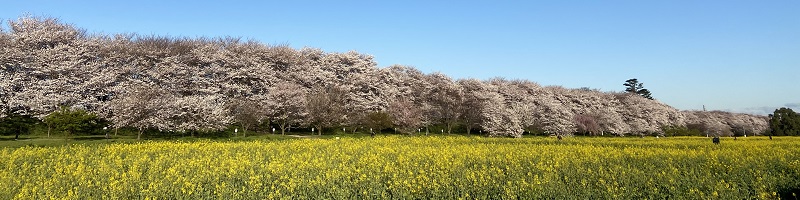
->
2, 0, 798, 115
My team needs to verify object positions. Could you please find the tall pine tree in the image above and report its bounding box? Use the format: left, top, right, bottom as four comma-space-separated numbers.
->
624, 78, 653, 100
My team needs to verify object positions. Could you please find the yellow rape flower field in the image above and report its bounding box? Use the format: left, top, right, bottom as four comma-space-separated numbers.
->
1, 136, 799, 199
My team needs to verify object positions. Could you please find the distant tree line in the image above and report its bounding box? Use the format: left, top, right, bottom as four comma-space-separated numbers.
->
0, 16, 770, 138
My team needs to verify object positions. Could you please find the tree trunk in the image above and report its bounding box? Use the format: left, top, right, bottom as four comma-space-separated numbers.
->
446, 123, 453, 134
137, 129, 143, 140
47, 125, 51, 138
14, 124, 20, 140
278, 119, 292, 135
65, 131, 70, 141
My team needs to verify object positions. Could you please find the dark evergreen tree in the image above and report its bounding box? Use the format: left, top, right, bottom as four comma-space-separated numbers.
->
624, 78, 654, 99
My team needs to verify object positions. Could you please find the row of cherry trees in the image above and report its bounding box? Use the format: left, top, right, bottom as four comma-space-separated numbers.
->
0, 16, 768, 137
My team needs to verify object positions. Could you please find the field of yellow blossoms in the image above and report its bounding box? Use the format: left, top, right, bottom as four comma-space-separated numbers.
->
1, 136, 798, 199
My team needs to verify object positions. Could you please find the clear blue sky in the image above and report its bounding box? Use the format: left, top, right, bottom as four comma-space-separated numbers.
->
3, 0, 798, 115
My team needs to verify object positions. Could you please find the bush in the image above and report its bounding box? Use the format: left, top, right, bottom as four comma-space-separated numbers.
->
364, 112, 392, 134
43, 106, 107, 137
662, 125, 703, 137
0, 113, 39, 139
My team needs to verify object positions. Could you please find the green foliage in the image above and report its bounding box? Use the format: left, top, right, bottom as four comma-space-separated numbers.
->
662, 125, 704, 137
769, 107, 800, 136
0, 113, 39, 138
364, 111, 392, 133
637, 88, 653, 100
623, 78, 654, 100
43, 106, 106, 137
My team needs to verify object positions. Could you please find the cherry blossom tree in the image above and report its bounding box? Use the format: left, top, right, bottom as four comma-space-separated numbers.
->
387, 98, 423, 134
305, 85, 347, 135
424, 73, 463, 134
574, 113, 602, 136
683, 110, 768, 137
227, 97, 266, 137
531, 86, 577, 136
457, 79, 486, 134
477, 78, 525, 137
267, 82, 307, 135
167, 94, 231, 134
614, 93, 685, 136
380, 65, 432, 133
107, 83, 172, 140
2, 16, 94, 118
0, 16, 773, 138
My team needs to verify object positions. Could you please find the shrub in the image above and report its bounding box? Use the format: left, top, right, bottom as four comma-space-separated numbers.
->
43, 106, 106, 137
0, 113, 39, 139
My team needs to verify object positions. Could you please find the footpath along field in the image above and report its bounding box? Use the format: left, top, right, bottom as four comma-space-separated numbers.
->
1, 136, 798, 199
